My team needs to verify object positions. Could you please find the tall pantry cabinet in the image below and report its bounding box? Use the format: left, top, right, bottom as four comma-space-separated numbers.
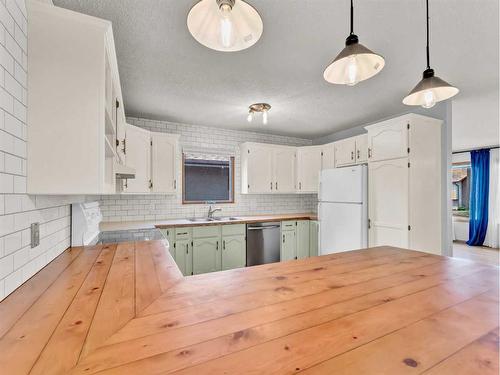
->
365, 114, 443, 255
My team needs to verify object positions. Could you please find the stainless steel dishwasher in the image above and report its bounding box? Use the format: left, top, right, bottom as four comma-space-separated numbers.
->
246, 222, 281, 266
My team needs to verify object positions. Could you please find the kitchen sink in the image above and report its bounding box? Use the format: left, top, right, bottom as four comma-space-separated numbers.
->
187, 217, 240, 222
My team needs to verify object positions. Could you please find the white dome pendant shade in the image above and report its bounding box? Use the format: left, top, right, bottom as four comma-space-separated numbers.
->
403, 0, 458, 108
187, 0, 263, 52
324, 0, 385, 86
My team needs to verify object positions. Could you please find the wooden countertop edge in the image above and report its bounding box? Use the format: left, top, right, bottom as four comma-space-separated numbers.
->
100, 213, 318, 231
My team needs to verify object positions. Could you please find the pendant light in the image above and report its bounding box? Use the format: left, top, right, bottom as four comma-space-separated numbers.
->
324, 0, 385, 86
187, 0, 263, 52
403, 0, 459, 108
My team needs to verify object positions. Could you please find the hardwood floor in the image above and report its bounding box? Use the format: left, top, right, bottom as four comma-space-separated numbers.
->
0, 241, 498, 374
453, 241, 500, 266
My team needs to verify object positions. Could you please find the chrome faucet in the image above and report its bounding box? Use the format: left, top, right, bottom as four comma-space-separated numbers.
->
207, 205, 222, 220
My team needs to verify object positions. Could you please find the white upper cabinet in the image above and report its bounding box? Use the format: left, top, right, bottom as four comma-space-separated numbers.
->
296, 146, 322, 193
241, 143, 273, 193
321, 143, 335, 170
367, 119, 409, 162
27, 1, 127, 194
334, 138, 357, 167
123, 125, 151, 194
273, 147, 296, 193
151, 133, 179, 194
355, 134, 368, 163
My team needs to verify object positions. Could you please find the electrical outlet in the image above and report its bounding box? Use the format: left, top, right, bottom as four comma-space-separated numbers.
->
31, 222, 40, 248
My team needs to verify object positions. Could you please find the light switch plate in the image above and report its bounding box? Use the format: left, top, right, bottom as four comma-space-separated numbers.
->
31, 222, 40, 248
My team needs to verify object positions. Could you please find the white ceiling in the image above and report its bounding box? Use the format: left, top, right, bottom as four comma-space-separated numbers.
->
53, 0, 499, 139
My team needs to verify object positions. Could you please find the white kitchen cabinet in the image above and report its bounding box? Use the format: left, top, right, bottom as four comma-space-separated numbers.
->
241, 143, 273, 193
355, 134, 368, 163
366, 114, 443, 254
334, 138, 357, 167
123, 125, 151, 193
27, 1, 127, 194
151, 133, 179, 193
273, 147, 296, 193
296, 146, 322, 193
367, 119, 409, 162
241, 143, 296, 194
321, 143, 336, 170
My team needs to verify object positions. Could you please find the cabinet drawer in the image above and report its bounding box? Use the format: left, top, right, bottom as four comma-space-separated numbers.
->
281, 221, 296, 231
221, 224, 246, 236
175, 227, 192, 239
193, 225, 221, 238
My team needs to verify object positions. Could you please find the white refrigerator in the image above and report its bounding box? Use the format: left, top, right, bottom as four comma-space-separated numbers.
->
318, 165, 368, 255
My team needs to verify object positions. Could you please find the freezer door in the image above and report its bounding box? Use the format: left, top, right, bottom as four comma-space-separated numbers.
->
319, 165, 366, 203
319, 202, 367, 255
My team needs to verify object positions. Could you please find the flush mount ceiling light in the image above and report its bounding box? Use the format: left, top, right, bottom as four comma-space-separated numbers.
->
187, 0, 263, 52
403, 0, 459, 108
323, 0, 385, 86
247, 103, 271, 125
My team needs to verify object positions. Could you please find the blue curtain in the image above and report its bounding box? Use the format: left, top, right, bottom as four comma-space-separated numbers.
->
467, 149, 490, 246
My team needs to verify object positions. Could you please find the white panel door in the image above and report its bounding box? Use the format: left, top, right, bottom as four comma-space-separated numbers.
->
116, 109, 126, 164
124, 124, 151, 193
334, 138, 356, 167
321, 144, 335, 170
246, 144, 273, 193
355, 134, 368, 163
367, 121, 408, 162
368, 158, 409, 248
273, 147, 296, 193
151, 133, 178, 194
297, 146, 322, 192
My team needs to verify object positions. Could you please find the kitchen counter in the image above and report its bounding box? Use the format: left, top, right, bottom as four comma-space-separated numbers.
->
0, 241, 498, 374
100, 212, 318, 231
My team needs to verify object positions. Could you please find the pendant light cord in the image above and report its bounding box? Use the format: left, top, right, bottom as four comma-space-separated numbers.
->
426, 0, 430, 69
350, 0, 354, 35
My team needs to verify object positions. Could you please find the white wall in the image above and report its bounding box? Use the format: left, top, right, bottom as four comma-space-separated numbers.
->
0, 0, 83, 301
452, 90, 500, 151
99, 117, 318, 222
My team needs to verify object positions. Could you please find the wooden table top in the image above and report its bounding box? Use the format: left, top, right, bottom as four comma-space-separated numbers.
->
0, 241, 498, 374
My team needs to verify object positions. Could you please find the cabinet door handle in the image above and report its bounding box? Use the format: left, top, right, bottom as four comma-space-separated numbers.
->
357, 149, 360, 159
223, 240, 226, 250
275, 182, 278, 190
299, 182, 302, 190
186, 243, 189, 254
216, 241, 219, 250
368, 148, 372, 158
351, 151, 354, 160
282, 234, 285, 243
174, 180, 177, 189
270, 182, 273, 190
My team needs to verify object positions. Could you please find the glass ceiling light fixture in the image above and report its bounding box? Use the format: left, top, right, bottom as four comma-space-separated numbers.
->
403, 0, 459, 108
323, 0, 385, 86
187, 0, 263, 52
247, 103, 271, 125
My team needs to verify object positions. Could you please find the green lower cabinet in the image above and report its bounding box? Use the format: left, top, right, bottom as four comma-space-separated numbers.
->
309, 221, 319, 257
221, 235, 246, 270
296, 220, 310, 259
192, 236, 221, 275
281, 221, 297, 261
172, 238, 193, 276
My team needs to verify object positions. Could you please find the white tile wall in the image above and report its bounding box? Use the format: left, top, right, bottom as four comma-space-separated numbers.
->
100, 117, 318, 222
0, 0, 82, 301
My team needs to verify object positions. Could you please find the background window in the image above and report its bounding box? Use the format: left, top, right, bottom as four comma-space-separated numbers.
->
183, 154, 234, 203
452, 162, 471, 217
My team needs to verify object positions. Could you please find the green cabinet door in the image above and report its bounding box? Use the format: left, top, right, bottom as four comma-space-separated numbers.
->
172, 238, 192, 276
221, 235, 246, 270
192, 236, 221, 275
281, 230, 296, 261
160, 228, 175, 257
296, 220, 310, 259
309, 221, 319, 257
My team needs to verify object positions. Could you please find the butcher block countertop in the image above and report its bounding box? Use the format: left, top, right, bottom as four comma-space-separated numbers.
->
100, 213, 318, 231
0, 241, 498, 375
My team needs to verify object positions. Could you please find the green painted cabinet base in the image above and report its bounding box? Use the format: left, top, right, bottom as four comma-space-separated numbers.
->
309, 220, 319, 257
222, 235, 246, 270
